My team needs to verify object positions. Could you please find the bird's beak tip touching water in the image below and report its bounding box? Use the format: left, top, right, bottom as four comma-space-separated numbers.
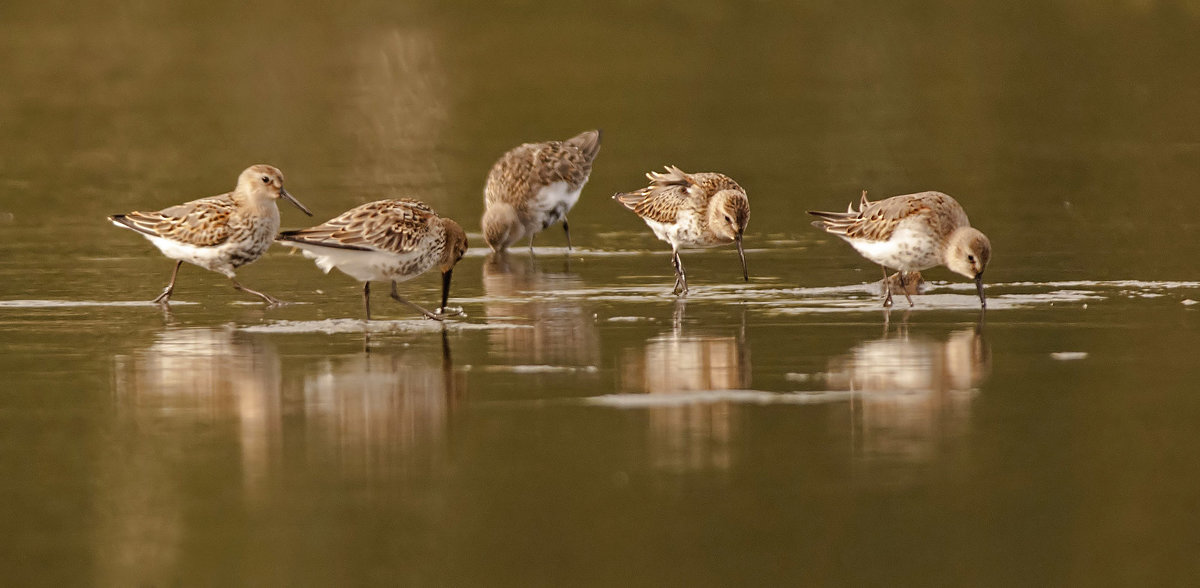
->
281, 188, 313, 217
736, 234, 748, 282
440, 269, 453, 311
975, 274, 986, 309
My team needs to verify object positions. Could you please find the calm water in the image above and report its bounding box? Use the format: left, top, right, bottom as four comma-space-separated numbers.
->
3, 1, 1200, 585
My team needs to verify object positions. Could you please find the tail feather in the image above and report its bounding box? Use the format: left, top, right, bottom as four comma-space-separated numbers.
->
613, 189, 648, 210
646, 165, 691, 186
276, 230, 373, 251
807, 209, 858, 235
566, 129, 602, 162
108, 213, 156, 237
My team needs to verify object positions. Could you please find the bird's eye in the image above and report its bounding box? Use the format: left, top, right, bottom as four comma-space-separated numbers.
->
261, 176, 271, 184
724, 215, 732, 223
967, 255, 976, 263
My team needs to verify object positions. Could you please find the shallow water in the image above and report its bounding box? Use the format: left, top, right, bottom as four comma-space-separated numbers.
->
4, 1, 1200, 585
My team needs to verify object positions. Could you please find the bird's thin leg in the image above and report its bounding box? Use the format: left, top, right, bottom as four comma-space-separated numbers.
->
528, 233, 536, 257
390, 281, 442, 321
880, 265, 893, 308
670, 250, 682, 294
231, 278, 284, 306
363, 282, 371, 321
562, 217, 572, 251
899, 271, 915, 307
153, 260, 184, 304
672, 248, 688, 296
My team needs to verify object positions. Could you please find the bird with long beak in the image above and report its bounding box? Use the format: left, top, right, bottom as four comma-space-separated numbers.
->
808, 190, 991, 308
614, 166, 750, 295
109, 164, 313, 305
277, 199, 468, 320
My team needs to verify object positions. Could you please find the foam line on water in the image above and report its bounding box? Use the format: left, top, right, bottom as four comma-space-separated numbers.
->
580, 389, 861, 407
239, 319, 530, 334
0, 299, 198, 308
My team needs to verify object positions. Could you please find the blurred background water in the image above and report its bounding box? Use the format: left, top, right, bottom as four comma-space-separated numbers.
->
3, 0, 1200, 585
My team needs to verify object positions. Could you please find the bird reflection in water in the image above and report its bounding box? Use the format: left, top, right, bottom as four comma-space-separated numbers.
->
618, 300, 752, 473
302, 330, 463, 475
482, 252, 599, 367
114, 327, 463, 475
107, 327, 282, 584
820, 321, 990, 464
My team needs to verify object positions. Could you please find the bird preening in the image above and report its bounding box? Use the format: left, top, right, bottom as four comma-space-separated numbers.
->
481, 129, 602, 254
613, 165, 750, 296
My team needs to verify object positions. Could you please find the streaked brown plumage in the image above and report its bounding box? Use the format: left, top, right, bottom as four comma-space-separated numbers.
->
278, 198, 468, 321
614, 166, 750, 295
108, 164, 313, 305
809, 191, 991, 308
482, 129, 601, 252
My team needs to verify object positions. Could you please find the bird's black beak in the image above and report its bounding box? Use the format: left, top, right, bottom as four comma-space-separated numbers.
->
975, 273, 986, 309
440, 269, 453, 311
736, 233, 748, 282
280, 187, 313, 216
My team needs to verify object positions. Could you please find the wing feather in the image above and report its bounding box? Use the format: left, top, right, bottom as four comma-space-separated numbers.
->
808, 191, 958, 242
612, 165, 704, 224
110, 194, 235, 246
485, 130, 602, 207
278, 199, 437, 254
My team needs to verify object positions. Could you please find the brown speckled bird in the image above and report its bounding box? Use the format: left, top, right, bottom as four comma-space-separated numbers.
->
278, 199, 468, 321
808, 191, 991, 308
108, 164, 313, 305
614, 166, 750, 296
481, 129, 601, 253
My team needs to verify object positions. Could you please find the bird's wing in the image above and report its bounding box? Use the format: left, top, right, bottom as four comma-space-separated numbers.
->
486, 132, 602, 206
111, 194, 235, 246
612, 165, 703, 223
808, 192, 940, 242
278, 199, 436, 254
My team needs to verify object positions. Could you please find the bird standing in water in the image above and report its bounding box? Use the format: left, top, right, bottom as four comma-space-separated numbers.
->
808, 190, 991, 308
278, 198, 468, 321
614, 165, 750, 296
481, 129, 601, 253
108, 164, 313, 305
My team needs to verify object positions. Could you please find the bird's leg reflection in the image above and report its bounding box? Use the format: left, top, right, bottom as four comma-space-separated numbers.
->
673, 297, 687, 334
482, 248, 600, 367
158, 300, 178, 325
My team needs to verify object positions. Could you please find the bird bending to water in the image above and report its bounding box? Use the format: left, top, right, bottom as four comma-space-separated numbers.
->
808, 190, 991, 308
614, 165, 750, 296
277, 198, 468, 321
108, 164, 313, 305
481, 129, 601, 253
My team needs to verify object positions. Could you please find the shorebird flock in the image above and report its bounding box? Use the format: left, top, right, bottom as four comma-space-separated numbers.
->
109, 130, 992, 318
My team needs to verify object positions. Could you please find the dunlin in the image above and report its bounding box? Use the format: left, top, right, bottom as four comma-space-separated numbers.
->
277, 198, 468, 321
109, 164, 313, 305
481, 129, 601, 253
614, 166, 750, 295
809, 191, 991, 308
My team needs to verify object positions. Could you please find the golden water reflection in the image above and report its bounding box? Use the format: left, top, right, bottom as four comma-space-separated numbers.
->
821, 324, 991, 463
618, 304, 751, 472
105, 326, 463, 582
482, 253, 600, 367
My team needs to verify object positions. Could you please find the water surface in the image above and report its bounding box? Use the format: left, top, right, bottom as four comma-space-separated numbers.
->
3, 1, 1200, 585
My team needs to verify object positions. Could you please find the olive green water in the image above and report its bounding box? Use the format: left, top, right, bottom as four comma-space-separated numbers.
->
4, 1, 1200, 585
